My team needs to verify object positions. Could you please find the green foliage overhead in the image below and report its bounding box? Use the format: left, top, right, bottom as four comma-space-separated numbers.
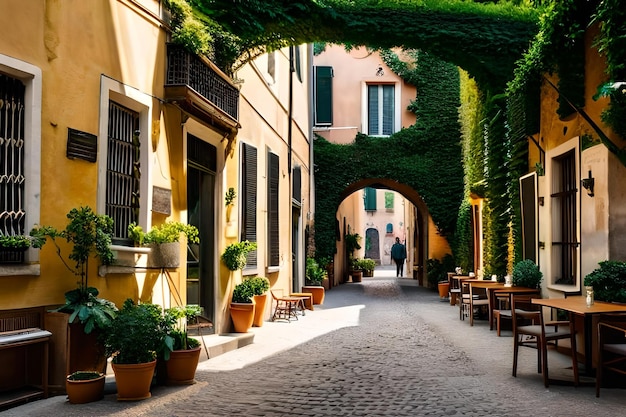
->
180, 0, 539, 90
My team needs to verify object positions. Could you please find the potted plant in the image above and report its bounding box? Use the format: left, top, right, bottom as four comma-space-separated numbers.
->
221, 240, 257, 271
229, 279, 256, 333
427, 257, 452, 299
161, 305, 202, 385
128, 221, 199, 268
225, 187, 236, 222
65, 370, 105, 404
584, 261, 626, 303
350, 258, 364, 283
248, 276, 270, 327
29, 206, 118, 375
104, 298, 171, 400
0, 234, 33, 264
512, 259, 543, 289
360, 258, 376, 277
303, 257, 327, 304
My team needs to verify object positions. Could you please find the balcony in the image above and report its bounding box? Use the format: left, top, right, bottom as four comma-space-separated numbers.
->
164, 44, 240, 135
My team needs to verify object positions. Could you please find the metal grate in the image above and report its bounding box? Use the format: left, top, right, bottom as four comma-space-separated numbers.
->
106, 101, 140, 240
67, 128, 97, 162
166, 44, 239, 121
0, 74, 26, 236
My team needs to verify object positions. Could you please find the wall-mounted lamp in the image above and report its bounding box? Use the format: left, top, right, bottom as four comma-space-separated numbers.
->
581, 170, 595, 197
376, 65, 384, 76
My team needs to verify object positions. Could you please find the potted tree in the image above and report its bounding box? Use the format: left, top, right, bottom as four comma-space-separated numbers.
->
230, 279, 256, 333
161, 305, 202, 385
303, 257, 327, 304
104, 299, 171, 400
128, 221, 199, 268
584, 261, 626, 303
249, 276, 270, 327
30, 206, 118, 378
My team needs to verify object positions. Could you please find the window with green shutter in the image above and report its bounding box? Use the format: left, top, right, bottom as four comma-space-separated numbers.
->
268, 151, 280, 266
241, 143, 258, 268
364, 187, 377, 211
315, 66, 333, 126
385, 192, 394, 211
367, 84, 395, 136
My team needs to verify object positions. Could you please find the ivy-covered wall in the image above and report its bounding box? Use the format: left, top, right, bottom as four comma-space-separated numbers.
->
313, 52, 463, 261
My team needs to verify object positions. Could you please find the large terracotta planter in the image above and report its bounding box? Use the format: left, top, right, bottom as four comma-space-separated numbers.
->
230, 302, 255, 333
165, 347, 201, 385
252, 293, 268, 327
111, 360, 156, 401
302, 285, 325, 305
66, 372, 105, 404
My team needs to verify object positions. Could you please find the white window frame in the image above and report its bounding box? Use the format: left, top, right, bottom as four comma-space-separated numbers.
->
361, 82, 401, 136
0, 54, 42, 275
97, 75, 152, 235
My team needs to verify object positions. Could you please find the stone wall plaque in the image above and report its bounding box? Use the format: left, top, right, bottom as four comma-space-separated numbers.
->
152, 186, 172, 215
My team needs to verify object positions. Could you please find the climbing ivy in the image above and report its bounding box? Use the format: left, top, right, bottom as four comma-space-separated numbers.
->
314, 52, 463, 260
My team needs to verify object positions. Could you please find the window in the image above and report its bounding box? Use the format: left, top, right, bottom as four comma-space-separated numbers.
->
314, 66, 333, 126
386, 223, 393, 234
292, 165, 301, 204
241, 143, 258, 268
267, 52, 276, 84
106, 101, 140, 240
551, 149, 578, 287
364, 187, 377, 211
0, 74, 26, 236
268, 151, 280, 267
0, 54, 42, 268
367, 84, 394, 136
385, 192, 394, 211
294, 46, 302, 83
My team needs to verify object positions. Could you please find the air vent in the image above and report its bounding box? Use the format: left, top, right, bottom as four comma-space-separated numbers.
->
67, 128, 97, 162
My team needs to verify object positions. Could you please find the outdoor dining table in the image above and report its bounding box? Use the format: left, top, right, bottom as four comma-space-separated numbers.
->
532, 296, 626, 374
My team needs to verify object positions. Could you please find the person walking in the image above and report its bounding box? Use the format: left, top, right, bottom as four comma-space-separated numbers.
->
390, 237, 407, 277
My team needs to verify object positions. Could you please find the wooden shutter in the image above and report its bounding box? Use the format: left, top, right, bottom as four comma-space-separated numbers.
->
268, 152, 280, 266
292, 165, 301, 204
364, 187, 377, 211
241, 143, 257, 267
315, 66, 333, 126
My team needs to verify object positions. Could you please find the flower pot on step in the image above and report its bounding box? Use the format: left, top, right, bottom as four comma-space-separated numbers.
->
165, 346, 202, 385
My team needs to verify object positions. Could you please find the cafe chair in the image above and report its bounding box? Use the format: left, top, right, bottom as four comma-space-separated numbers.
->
492, 295, 512, 336
596, 314, 626, 397
449, 274, 462, 307
459, 281, 488, 325
270, 290, 301, 322
511, 294, 579, 388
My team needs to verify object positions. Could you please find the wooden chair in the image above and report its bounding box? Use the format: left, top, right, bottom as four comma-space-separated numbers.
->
270, 290, 302, 322
492, 292, 514, 336
468, 283, 490, 326
449, 273, 462, 306
596, 314, 626, 397
511, 294, 579, 388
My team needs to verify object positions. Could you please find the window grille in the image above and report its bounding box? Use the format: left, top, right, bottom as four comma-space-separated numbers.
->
106, 101, 140, 240
241, 143, 257, 267
550, 150, 578, 286
0, 74, 26, 236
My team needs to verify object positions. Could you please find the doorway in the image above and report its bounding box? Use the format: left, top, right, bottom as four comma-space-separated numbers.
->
187, 135, 216, 330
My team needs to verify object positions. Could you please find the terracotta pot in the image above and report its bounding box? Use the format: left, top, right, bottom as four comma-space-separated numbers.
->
165, 347, 201, 385
352, 270, 363, 282
230, 302, 255, 333
66, 372, 105, 404
302, 285, 325, 305
438, 282, 450, 299
111, 360, 156, 401
252, 293, 268, 327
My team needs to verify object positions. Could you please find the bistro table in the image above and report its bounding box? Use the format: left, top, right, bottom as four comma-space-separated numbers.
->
532, 296, 626, 374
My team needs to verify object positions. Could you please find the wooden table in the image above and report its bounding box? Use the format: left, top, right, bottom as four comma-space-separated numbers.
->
487, 286, 540, 331
532, 296, 626, 374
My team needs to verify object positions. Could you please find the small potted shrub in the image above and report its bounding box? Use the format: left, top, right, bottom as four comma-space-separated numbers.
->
230, 279, 255, 333
104, 299, 171, 400
350, 258, 364, 283
0, 234, 33, 264
303, 257, 327, 304
512, 259, 543, 289
128, 221, 199, 268
360, 258, 376, 277
248, 276, 270, 327
161, 305, 202, 385
221, 240, 257, 271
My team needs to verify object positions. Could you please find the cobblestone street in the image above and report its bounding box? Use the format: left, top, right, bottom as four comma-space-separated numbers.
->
6, 269, 625, 416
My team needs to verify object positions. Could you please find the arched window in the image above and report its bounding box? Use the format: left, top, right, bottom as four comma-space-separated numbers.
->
386, 223, 393, 234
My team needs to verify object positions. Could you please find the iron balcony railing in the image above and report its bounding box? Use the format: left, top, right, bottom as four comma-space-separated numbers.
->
165, 44, 239, 121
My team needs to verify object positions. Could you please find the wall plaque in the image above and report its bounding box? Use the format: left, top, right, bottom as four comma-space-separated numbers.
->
152, 186, 172, 215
